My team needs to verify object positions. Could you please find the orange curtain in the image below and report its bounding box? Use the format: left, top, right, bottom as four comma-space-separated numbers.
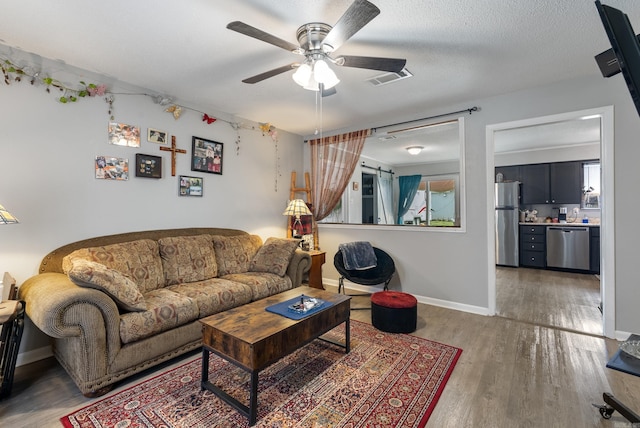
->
309, 129, 370, 221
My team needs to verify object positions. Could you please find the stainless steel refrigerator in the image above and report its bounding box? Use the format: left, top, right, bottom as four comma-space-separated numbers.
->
495, 182, 519, 267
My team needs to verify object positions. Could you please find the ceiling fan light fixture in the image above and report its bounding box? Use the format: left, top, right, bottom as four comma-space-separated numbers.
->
406, 146, 424, 155
303, 74, 320, 91
313, 59, 340, 89
292, 63, 313, 86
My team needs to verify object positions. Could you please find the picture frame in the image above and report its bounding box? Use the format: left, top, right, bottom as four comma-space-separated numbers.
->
95, 156, 129, 180
147, 128, 168, 144
135, 153, 162, 178
108, 122, 140, 147
179, 175, 203, 197
191, 136, 223, 175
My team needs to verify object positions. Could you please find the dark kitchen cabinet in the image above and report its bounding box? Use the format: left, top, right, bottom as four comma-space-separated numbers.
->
520, 161, 582, 205
519, 225, 546, 268
549, 162, 582, 204
521, 164, 550, 204
495, 165, 521, 183
590, 226, 600, 274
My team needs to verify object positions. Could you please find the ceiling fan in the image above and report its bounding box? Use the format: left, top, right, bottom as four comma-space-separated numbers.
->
227, 0, 406, 95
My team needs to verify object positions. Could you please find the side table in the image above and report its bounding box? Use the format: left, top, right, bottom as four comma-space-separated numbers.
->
307, 250, 326, 290
0, 300, 25, 399
1, 272, 25, 399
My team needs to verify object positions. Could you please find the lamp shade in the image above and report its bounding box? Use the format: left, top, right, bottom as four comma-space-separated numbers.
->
313, 59, 340, 89
292, 63, 312, 87
0, 204, 19, 224
283, 199, 312, 218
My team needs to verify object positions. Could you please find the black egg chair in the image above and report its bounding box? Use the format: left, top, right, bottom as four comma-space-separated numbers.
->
334, 247, 395, 309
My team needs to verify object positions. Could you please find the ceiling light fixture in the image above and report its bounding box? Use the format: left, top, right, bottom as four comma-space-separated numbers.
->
292, 56, 340, 91
406, 146, 424, 155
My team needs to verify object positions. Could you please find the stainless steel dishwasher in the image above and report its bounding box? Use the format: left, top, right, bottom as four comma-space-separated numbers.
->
546, 227, 590, 270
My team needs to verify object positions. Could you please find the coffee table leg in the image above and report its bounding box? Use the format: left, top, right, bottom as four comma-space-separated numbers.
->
345, 318, 350, 353
201, 348, 209, 390
249, 370, 259, 426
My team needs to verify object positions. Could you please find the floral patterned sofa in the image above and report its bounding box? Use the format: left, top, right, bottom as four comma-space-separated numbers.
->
19, 227, 311, 397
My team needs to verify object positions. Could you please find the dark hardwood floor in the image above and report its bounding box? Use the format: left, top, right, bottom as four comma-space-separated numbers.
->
1, 284, 637, 427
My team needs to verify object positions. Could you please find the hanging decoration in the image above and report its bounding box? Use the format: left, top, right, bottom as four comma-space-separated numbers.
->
105, 95, 115, 120
259, 122, 271, 134
202, 114, 217, 124
258, 123, 280, 191
164, 105, 182, 120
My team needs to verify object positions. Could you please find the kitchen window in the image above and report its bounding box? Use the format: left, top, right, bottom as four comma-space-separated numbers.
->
582, 162, 600, 209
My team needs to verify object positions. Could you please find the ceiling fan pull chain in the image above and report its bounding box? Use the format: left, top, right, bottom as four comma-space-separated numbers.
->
314, 90, 319, 135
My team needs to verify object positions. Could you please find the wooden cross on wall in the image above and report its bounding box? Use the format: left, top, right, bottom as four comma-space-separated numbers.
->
160, 136, 187, 176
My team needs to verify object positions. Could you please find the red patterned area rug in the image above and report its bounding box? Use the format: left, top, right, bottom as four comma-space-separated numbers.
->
61, 320, 461, 427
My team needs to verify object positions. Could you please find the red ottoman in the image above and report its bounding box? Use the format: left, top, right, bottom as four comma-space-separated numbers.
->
371, 291, 417, 333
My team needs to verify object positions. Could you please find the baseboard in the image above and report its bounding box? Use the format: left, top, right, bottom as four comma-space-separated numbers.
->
323, 278, 385, 295
15, 346, 53, 367
615, 330, 636, 342
322, 278, 491, 316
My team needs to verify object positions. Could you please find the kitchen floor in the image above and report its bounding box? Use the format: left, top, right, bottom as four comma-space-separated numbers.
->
496, 266, 603, 336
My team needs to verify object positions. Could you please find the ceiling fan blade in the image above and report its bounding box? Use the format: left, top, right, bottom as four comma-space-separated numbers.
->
335, 55, 406, 73
227, 21, 300, 53
322, 0, 380, 52
242, 63, 299, 84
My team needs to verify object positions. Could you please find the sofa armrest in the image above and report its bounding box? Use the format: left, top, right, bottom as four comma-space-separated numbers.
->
286, 249, 312, 287
19, 272, 122, 361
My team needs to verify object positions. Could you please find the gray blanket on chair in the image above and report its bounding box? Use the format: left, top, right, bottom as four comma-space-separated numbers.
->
339, 241, 377, 270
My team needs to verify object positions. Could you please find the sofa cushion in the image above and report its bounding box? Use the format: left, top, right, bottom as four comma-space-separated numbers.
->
119, 288, 199, 344
168, 278, 253, 318
222, 272, 293, 301
67, 259, 147, 312
212, 234, 263, 276
249, 237, 300, 277
158, 235, 217, 285
63, 239, 164, 293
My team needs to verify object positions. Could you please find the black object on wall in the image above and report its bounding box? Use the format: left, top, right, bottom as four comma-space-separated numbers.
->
595, 0, 640, 116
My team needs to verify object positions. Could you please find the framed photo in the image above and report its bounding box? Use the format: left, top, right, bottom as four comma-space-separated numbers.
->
191, 136, 223, 175
108, 122, 140, 147
95, 156, 129, 180
147, 128, 167, 144
179, 175, 203, 197
135, 154, 162, 178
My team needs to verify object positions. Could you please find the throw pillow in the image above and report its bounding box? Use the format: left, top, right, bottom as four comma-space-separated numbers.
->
158, 235, 217, 285
249, 237, 300, 277
67, 259, 147, 312
212, 234, 263, 276
62, 239, 164, 293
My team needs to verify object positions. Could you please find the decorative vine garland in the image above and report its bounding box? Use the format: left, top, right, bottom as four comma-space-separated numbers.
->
2, 55, 282, 189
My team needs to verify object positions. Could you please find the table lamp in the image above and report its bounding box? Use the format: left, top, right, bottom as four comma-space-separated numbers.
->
283, 199, 311, 238
0, 204, 19, 225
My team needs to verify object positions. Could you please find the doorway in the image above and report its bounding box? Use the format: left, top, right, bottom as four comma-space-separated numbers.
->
486, 106, 615, 338
361, 172, 377, 224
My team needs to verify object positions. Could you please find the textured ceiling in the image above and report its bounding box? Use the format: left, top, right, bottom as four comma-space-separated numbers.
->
1, 0, 639, 139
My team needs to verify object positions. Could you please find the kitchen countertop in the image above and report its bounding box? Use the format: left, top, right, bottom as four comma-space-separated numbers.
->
519, 222, 600, 227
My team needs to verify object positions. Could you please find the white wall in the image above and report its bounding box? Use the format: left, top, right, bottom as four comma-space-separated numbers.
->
314, 73, 640, 335
0, 80, 304, 361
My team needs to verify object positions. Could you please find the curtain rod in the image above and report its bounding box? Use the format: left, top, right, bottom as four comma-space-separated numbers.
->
361, 162, 394, 175
372, 106, 479, 133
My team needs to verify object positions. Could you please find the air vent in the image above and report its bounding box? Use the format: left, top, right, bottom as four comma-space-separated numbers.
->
367, 68, 413, 86
379, 135, 397, 141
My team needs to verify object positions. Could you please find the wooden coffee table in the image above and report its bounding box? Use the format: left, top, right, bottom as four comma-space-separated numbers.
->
199, 286, 351, 426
